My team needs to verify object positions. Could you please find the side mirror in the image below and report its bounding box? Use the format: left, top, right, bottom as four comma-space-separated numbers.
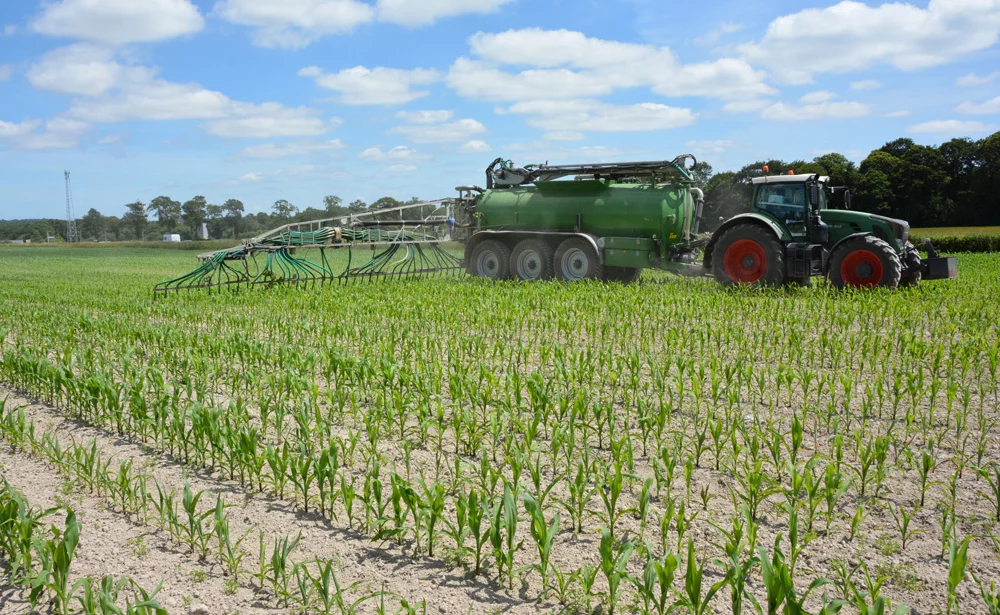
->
843, 190, 852, 210
809, 184, 821, 208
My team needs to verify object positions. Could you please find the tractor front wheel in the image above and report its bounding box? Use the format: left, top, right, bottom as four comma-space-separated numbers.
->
711, 225, 785, 287
828, 235, 902, 290
470, 239, 512, 280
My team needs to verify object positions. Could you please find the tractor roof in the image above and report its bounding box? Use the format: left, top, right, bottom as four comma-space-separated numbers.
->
751, 174, 830, 185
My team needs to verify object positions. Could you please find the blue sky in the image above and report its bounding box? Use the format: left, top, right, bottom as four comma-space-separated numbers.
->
1, 0, 999, 220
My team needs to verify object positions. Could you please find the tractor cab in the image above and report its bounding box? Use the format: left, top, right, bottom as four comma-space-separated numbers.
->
750, 173, 831, 245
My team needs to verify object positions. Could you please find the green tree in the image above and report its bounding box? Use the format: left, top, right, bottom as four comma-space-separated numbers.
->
348, 199, 367, 213
323, 195, 345, 216
122, 201, 147, 240
272, 199, 297, 221
148, 196, 181, 233
182, 196, 208, 238
222, 199, 244, 237
80, 208, 105, 240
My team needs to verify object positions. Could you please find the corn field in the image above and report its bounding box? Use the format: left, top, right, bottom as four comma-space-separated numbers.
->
1, 246, 999, 615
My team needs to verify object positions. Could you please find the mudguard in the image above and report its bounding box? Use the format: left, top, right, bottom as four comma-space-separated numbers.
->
704, 213, 791, 268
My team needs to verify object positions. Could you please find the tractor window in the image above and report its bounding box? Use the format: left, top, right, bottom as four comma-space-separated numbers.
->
756, 184, 807, 236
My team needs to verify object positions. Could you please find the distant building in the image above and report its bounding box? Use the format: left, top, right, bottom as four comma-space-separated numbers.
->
162, 234, 182, 242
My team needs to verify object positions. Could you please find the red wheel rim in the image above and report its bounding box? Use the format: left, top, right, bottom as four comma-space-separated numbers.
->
723, 239, 767, 284
840, 249, 884, 288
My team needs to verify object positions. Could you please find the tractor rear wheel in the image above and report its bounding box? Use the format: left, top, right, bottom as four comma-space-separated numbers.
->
554, 238, 603, 281
828, 235, 902, 290
470, 239, 511, 280
510, 239, 554, 281
711, 225, 785, 287
604, 266, 642, 284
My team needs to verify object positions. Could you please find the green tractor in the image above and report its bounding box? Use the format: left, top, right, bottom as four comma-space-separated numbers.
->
704, 170, 957, 288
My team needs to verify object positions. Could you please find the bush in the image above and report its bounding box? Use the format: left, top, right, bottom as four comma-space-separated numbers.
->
910, 234, 1000, 253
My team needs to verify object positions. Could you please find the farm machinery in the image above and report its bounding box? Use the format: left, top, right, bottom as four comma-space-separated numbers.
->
154, 154, 957, 292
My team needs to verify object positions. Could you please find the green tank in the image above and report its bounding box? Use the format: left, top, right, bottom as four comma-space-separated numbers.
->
460, 157, 706, 282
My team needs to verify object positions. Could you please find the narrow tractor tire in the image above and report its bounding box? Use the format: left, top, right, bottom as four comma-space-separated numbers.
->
711, 224, 785, 287
828, 235, 902, 290
899, 241, 922, 287
510, 239, 555, 281
470, 239, 512, 280
603, 266, 642, 284
554, 238, 603, 281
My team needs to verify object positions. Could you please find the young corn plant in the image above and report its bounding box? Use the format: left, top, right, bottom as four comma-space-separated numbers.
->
521, 492, 559, 600
888, 500, 924, 551
598, 528, 633, 615
947, 536, 972, 615
635, 550, 678, 615
673, 539, 728, 615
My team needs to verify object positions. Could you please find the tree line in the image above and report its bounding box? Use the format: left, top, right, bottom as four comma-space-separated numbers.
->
0, 195, 424, 243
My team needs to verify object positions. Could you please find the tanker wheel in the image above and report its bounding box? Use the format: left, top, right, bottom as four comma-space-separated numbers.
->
554, 238, 603, 281
711, 224, 785, 287
899, 241, 922, 287
604, 266, 642, 284
827, 235, 902, 290
470, 239, 512, 280
510, 239, 554, 281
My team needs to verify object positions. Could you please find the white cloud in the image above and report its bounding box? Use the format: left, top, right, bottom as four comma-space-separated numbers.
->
800, 91, 836, 104
957, 72, 1000, 86
851, 79, 882, 90
543, 131, 585, 141
762, 100, 871, 121
385, 164, 417, 173
957, 96, 1000, 115
395, 109, 453, 124
908, 119, 998, 135
32, 0, 203, 44
505, 100, 696, 132
300, 65, 440, 105
686, 140, 735, 155
0, 65, 11, 81
694, 22, 744, 46
2, 25, 15, 36
26, 44, 155, 97
883, 110, 910, 118
96, 134, 124, 145
454, 29, 774, 103
213, 0, 374, 48
0, 120, 40, 138
238, 139, 346, 158
460, 139, 491, 153
214, 0, 515, 47
357, 145, 430, 160
740, 1, 1000, 83
204, 104, 334, 137
377, 0, 513, 27
447, 58, 613, 102
25, 47, 336, 140
389, 118, 487, 143
0, 117, 86, 150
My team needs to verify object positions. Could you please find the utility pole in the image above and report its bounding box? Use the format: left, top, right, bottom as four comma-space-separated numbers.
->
64, 170, 78, 242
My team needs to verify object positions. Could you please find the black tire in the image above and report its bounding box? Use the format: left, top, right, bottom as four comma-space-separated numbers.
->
554, 238, 603, 281
510, 239, 555, 281
899, 241, 922, 287
603, 266, 642, 284
710, 224, 785, 287
469, 239, 511, 280
828, 235, 902, 290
